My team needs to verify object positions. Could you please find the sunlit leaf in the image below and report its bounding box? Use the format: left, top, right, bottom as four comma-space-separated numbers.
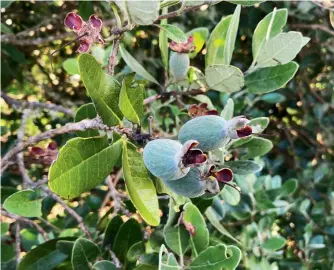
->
74, 103, 99, 138
224, 5, 241, 65
157, 24, 187, 43
72, 238, 100, 270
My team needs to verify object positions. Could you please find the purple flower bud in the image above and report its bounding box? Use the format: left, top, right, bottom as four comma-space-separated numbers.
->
89, 14, 102, 31
77, 39, 91, 53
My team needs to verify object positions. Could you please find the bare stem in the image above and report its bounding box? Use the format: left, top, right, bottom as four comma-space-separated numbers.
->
108, 37, 121, 76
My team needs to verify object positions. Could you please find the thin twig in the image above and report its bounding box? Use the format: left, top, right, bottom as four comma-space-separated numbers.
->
1, 92, 74, 116
41, 186, 92, 239
15, 221, 21, 265
290, 23, 334, 36
108, 36, 121, 76
1, 210, 49, 241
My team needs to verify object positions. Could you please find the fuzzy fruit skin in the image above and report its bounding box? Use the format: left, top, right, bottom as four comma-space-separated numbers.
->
163, 168, 206, 198
143, 139, 189, 181
169, 52, 189, 81
178, 115, 228, 152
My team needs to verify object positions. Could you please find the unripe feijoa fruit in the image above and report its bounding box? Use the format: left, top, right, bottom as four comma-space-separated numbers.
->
163, 168, 206, 198
169, 52, 189, 81
178, 115, 228, 152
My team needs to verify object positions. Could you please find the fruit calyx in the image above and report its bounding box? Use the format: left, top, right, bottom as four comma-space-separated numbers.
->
169, 36, 195, 53
180, 140, 207, 168
227, 116, 253, 139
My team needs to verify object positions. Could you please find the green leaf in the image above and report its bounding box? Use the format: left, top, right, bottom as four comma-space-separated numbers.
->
159, 7, 169, 68
157, 24, 187, 43
183, 203, 209, 254
246, 62, 299, 94
190, 244, 237, 270
119, 73, 144, 124
127, 242, 145, 262
205, 65, 244, 93
119, 45, 159, 85
249, 117, 269, 133
103, 215, 124, 247
112, 219, 142, 263
205, 15, 232, 67
63, 58, 79, 75
93, 261, 116, 270
1, 222, 9, 236
56, 240, 74, 256
221, 185, 240, 206
187, 27, 209, 59
260, 93, 286, 103
0, 1, 14, 8
252, 9, 288, 61
237, 137, 273, 159
262, 236, 286, 251
256, 32, 303, 68
226, 0, 264, 6
254, 190, 275, 210
224, 5, 241, 65
1, 23, 13, 34
17, 238, 75, 270
72, 238, 100, 270
205, 207, 240, 244
158, 245, 181, 270
122, 140, 160, 226
49, 136, 122, 199
279, 179, 298, 197
116, 0, 160, 25
221, 98, 234, 120
3, 190, 42, 217
225, 160, 263, 175
74, 103, 99, 138
78, 54, 123, 127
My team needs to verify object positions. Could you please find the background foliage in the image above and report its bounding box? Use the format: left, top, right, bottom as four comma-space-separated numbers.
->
1, 1, 333, 270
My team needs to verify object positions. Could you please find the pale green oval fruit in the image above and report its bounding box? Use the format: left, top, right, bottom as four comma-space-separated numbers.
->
163, 168, 206, 198
178, 115, 228, 152
169, 52, 189, 81
143, 139, 190, 181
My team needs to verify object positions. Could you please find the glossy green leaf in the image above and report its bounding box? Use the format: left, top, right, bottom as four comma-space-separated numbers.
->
3, 190, 42, 217
119, 73, 144, 124
206, 15, 232, 67
112, 219, 142, 263
190, 244, 240, 270
221, 98, 234, 120
183, 203, 209, 254
246, 62, 299, 94
127, 242, 145, 262
122, 139, 160, 226
17, 238, 75, 270
249, 117, 269, 133
159, 7, 169, 68
157, 24, 187, 43
221, 245, 242, 270
205, 207, 240, 244
74, 103, 99, 138
252, 9, 288, 61
187, 27, 209, 59
78, 54, 123, 127
224, 5, 241, 65
158, 245, 181, 270
119, 45, 159, 85
205, 65, 244, 93
56, 240, 74, 256
63, 58, 79, 75
260, 93, 286, 103
256, 32, 303, 68
93, 261, 116, 270
49, 136, 122, 199
262, 236, 286, 251
103, 215, 124, 247
72, 238, 100, 270
238, 137, 273, 159
225, 160, 263, 175
116, 0, 160, 25
279, 179, 298, 197
221, 185, 240, 206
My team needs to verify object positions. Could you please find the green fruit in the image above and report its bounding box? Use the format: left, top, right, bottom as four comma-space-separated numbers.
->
163, 168, 206, 198
169, 52, 189, 81
178, 115, 228, 152
143, 139, 206, 181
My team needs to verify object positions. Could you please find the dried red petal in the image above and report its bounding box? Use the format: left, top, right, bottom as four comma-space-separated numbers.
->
199, 103, 208, 109
31, 147, 46, 156
64, 12, 84, 32
211, 168, 233, 183
237, 125, 253, 138
77, 39, 91, 53
205, 110, 219, 116
187, 35, 194, 44
183, 220, 196, 236
89, 14, 102, 31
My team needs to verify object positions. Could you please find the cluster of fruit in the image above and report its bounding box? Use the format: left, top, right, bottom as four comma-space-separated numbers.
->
143, 115, 253, 197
